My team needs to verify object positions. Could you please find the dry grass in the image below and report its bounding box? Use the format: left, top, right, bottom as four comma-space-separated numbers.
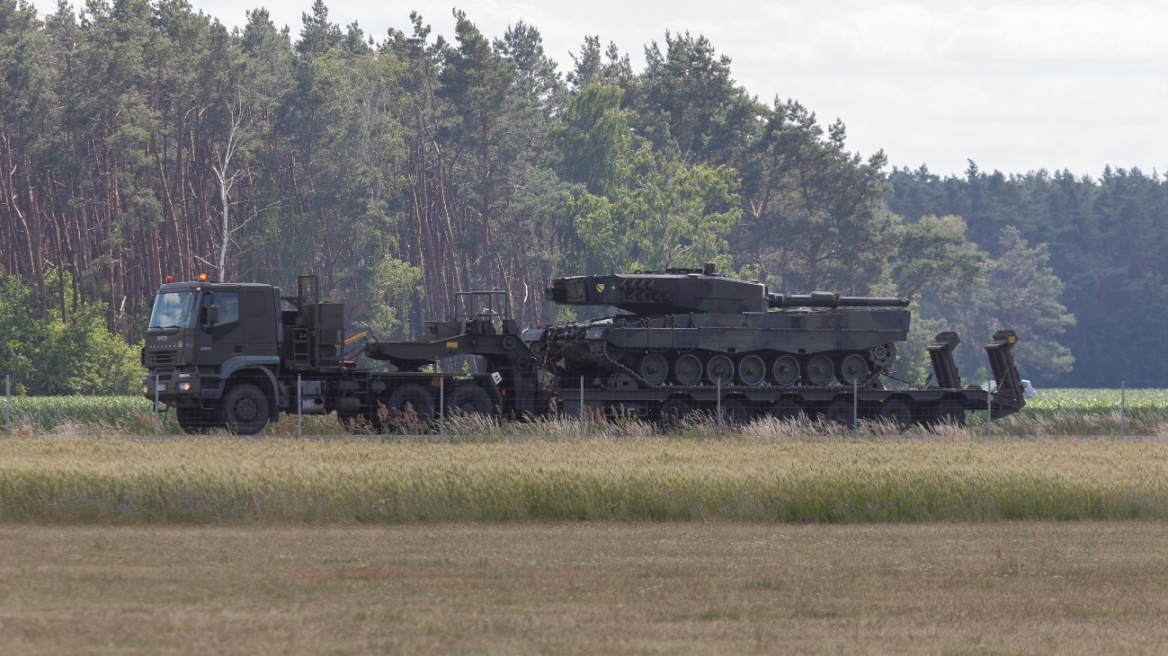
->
1, 522, 1166, 654
3, 436, 1168, 523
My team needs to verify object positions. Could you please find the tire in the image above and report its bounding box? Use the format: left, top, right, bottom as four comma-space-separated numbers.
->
825, 398, 855, 428
718, 399, 751, 426
879, 399, 913, 430
448, 384, 492, 417
768, 398, 805, 422
222, 384, 270, 435
929, 400, 966, 427
659, 398, 692, 430
385, 383, 436, 428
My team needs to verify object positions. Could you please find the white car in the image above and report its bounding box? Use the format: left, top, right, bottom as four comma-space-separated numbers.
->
982, 379, 1038, 398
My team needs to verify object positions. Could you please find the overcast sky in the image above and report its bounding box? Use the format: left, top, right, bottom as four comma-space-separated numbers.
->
34, 0, 1168, 178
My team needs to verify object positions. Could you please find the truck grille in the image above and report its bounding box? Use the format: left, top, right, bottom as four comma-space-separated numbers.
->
149, 350, 176, 365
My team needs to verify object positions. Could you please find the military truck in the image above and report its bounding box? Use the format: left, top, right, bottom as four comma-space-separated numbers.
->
142, 272, 1026, 434
142, 275, 538, 434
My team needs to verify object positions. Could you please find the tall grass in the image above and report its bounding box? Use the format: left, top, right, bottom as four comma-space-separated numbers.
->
2, 436, 1166, 524
1, 389, 1165, 437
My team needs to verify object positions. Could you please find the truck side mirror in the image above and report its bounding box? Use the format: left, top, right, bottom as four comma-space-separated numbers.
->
208, 304, 220, 325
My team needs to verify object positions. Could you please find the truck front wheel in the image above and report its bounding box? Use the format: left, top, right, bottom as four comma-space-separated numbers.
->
223, 383, 270, 435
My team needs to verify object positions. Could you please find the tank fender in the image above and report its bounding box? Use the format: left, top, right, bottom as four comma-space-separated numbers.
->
219, 356, 281, 418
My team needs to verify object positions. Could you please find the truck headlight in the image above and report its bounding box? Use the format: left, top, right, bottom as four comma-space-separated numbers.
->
142, 384, 149, 395
177, 382, 191, 391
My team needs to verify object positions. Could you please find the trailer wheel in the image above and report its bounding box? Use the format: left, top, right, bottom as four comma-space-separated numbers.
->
385, 383, 436, 429
659, 399, 692, 430
825, 398, 855, 428
448, 384, 492, 417
718, 399, 751, 426
768, 399, 805, 422
929, 400, 966, 427
879, 399, 913, 430
222, 384, 270, 435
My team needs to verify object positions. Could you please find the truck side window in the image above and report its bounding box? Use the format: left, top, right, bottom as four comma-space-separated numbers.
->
213, 291, 240, 324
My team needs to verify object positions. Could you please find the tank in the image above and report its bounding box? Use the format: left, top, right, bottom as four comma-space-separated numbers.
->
526, 263, 911, 389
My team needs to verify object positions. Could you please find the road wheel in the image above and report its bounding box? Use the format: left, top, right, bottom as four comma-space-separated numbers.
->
879, 399, 913, 430
385, 383, 436, 431
638, 353, 669, 386
805, 355, 835, 386
825, 398, 855, 428
673, 354, 702, 386
659, 398, 692, 430
772, 356, 800, 386
222, 384, 270, 435
176, 406, 210, 434
448, 384, 492, 417
837, 353, 869, 386
737, 355, 766, 386
706, 355, 734, 386
768, 398, 805, 422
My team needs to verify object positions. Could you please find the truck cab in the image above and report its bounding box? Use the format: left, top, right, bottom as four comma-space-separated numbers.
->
142, 277, 285, 433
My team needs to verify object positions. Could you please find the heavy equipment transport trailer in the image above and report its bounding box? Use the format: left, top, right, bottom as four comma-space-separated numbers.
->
551, 330, 1026, 429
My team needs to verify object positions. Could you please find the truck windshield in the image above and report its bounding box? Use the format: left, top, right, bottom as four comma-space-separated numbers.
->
148, 291, 199, 329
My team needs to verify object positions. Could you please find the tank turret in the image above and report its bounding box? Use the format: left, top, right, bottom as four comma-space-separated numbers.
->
528, 263, 912, 390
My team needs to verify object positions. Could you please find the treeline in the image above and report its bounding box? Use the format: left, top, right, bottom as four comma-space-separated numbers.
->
0, 0, 1157, 390
889, 165, 1168, 387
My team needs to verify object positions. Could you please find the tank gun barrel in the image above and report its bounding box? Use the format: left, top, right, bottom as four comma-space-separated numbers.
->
767, 292, 910, 309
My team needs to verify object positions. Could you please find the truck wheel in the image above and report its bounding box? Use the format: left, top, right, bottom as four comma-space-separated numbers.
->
448, 384, 492, 417
223, 384, 270, 435
385, 383, 435, 429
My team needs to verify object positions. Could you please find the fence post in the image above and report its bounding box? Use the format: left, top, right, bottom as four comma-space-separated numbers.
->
852, 379, 858, 440
579, 376, 585, 439
1120, 379, 1125, 440
716, 378, 722, 436
297, 374, 302, 439
439, 375, 445, 440
5, 374, 9, 437
153, 373, 159, 437
987, 389, 992, 439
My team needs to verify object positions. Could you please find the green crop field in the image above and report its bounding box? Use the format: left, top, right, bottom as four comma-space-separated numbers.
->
2, 436, 1167, 524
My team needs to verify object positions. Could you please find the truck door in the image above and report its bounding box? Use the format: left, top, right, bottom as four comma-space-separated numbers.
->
195, 290, 245, 366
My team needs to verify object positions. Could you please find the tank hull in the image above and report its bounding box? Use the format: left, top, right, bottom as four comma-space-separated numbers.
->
529, 307, 910, 389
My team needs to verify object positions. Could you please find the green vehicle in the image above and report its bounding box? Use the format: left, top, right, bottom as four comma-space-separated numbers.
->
530, 263, 910, 389
142, 268, 1026, 434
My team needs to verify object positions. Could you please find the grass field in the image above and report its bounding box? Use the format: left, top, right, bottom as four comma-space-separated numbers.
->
2, 388, 1166, 437
2, 522, 1166, 654
2, 436, 1167, 524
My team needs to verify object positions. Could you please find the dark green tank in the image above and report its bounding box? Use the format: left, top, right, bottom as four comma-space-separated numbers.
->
526, 263, 911, 388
